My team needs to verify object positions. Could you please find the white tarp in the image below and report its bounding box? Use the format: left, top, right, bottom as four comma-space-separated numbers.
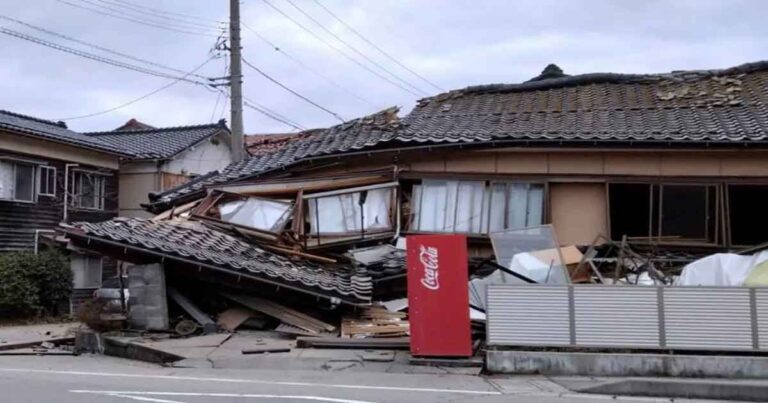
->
675, 251, 768, 286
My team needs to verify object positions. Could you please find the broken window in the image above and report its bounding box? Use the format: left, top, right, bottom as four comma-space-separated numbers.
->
609, 183, 718, 243
219, 197, 292, 232
71, 171, 106, 210
411, 179, 544, 235
0, 160, 36, 202
306, 186, 394, 235
728, 185, 768, 246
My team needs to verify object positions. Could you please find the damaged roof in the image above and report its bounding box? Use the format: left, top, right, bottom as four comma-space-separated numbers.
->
0, 109, 128, 155
63, 217, 372, 304
148, 60, 768, 211
245, 132, 309, 156
85, 120, 229, 160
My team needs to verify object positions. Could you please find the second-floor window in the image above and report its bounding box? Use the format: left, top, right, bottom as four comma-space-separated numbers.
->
0, 160, 35, 202
71, 171, 105, 210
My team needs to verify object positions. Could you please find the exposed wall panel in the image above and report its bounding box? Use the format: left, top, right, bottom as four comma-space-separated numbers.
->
550, 182, 607, 245
573, 287, 659, 347
118, 173, 157, 217
664, 288, 753, 350
487, 285, 570, 346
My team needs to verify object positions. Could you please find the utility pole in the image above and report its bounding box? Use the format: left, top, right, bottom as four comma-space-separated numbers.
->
229, 0, 245, 161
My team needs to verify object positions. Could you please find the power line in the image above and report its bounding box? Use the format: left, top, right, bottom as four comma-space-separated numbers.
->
242, 56, 345, 122
94, 0, 225, 31
111, 0, 223, 25
0, 26, 212, 86
244, 101, 305, 131
56, 0, 220, 37
0, 15, 211, 81
311, 0, 443, 92
260, 0, 422, 97
243, 95, 307, 130
241, 22, 379, 109
282, 0, 429, 96
55, 57, 216, 121
210, 91, 222, 123
77, 0, 222, 34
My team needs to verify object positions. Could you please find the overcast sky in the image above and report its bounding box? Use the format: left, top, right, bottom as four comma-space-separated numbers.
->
1, 0, 766, 134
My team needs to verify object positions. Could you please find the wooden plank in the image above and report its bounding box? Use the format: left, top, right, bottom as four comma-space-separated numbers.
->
168, 287, 217, 334
241, 348, 291, 354
223, 293, 336, 333
296, 336, 410, 349
217, 307, 254, 331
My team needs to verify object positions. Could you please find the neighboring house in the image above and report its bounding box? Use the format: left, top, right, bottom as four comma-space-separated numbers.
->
147, 60, 768, 251
0, 110, 126, 308
85, 119, 232, 218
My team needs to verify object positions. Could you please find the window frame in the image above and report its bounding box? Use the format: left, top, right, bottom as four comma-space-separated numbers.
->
38, 165, 56, 197
607, 181, 721, 245
0, 160, 37, 203
409, 179, 546, 236
70, 170, 107, 211
71, 254, 103, 289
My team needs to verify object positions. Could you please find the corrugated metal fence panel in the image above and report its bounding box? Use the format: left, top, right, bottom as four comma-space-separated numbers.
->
664, 288, 753, 350
573, 287, 659, 348
487, 285, 570, 346
756, 289, 768, 350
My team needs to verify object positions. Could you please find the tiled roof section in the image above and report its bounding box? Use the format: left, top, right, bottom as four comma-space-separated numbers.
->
149, 107, 401, 207
86, 120, 228, 159
0, 110, 127, 155
402, 60, 768, 144
66, 217, 372, 303
149, 61, 768, 210
245, 132, 309, 156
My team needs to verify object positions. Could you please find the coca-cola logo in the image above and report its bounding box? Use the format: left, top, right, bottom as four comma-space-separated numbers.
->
419, 245, 439, 290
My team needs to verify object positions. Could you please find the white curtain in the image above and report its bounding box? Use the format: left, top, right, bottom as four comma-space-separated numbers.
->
0, 161, 13, 199
309, 188, 393, 235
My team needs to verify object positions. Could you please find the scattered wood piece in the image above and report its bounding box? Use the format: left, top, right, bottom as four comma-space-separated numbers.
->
260, 244, 337, 264
296, 336, 410, 349
217, 307, 254, 332
341, 306, 409, 338
223, 293, 336, 334
241, 348, 291, 355
168, 287, 217, 334
0, 337, 74, 352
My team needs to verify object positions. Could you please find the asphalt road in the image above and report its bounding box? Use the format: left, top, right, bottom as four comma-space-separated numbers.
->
0, 354, 698, 403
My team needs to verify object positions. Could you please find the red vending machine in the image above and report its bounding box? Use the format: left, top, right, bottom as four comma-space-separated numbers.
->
407, 234, 472, 357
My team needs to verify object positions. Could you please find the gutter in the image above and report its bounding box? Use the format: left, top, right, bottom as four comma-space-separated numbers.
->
63, 230, 368, 307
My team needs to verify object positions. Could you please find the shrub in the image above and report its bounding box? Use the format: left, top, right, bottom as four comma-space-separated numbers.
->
0, 249, 72, 317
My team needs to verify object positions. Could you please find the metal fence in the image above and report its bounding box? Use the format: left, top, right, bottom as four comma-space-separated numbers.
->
487, 285, 768, 351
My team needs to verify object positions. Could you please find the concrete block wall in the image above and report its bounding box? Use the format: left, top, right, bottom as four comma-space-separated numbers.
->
127, 263, 169, 330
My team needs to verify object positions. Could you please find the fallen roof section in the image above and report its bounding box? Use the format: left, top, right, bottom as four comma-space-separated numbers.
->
85, 120, 229, 160
62, 217, 373, 304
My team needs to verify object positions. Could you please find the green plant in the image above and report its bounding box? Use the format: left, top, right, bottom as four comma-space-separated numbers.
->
0, 249, 72, 317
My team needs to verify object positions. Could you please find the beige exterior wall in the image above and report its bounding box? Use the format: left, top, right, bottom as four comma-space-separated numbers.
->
397, 149, 768, 178
0, 131, 119, 169
118, 171, 157, 218
550, 182, 608, 245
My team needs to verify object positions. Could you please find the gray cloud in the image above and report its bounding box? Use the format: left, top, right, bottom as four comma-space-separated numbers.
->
0, 0, 766, 133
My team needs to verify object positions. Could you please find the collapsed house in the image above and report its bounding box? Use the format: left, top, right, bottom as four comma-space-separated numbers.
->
55, 61, 768, 344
